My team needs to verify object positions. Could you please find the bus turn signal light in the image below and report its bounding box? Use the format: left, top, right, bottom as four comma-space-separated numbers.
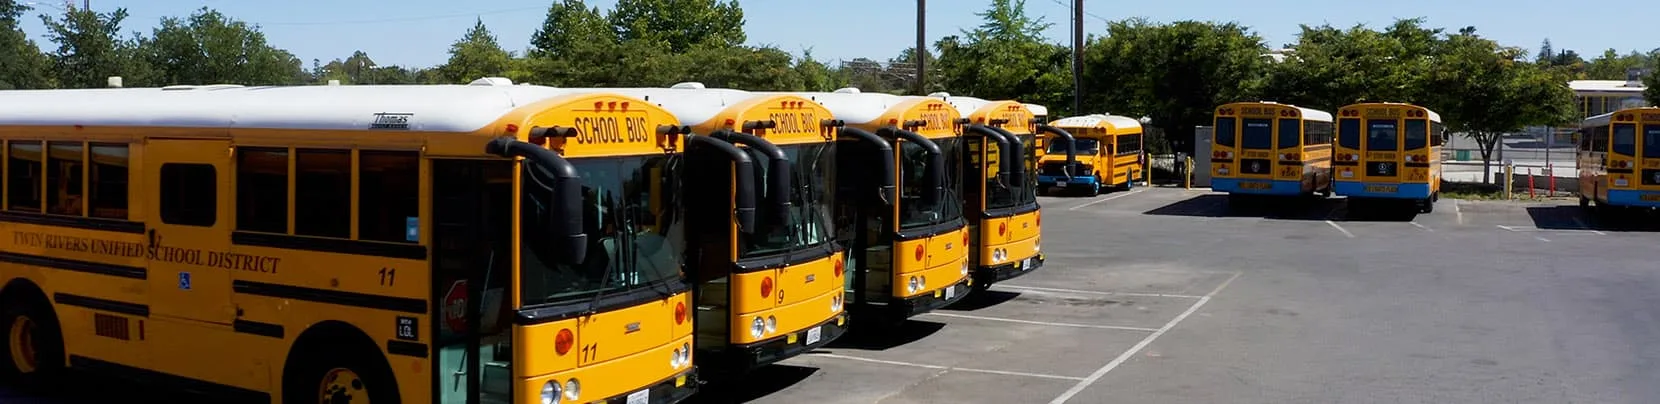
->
760, 277, 773, 298
674, 302, 687, 325
914, 245, 925, 261
555, 329, 574, 355
834, 259, 844, 278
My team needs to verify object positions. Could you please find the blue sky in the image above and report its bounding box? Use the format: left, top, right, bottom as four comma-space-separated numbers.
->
15, 0, 1658, 69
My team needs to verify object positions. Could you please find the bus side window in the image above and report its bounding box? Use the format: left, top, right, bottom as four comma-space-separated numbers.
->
294, 149, 350, 238
89, 143, 130, 220
46, 141, 83, 216
360, 151, 420, 243
160, 163, 217, 226
8, 141, 42, 213
237, 147, 289, 233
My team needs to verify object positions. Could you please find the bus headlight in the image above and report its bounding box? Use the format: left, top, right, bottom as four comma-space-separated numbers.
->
908, 276, 920, 293
680, 342, 692, 366
750, 317, 765, 338
541, 380, 562, 404
831, 295, 842, 312
564, 379, 580, 401
765, 316, 777, 333
919, 275, 927, 290
671, 346, 684, 368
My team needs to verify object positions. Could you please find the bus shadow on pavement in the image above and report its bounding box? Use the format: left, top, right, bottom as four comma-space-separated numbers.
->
683, 364, 818, 404
1141, 194, 1399, 222
1528, 205, 1660, 232
826, 320, 947, 351
941, 289, 1020, 311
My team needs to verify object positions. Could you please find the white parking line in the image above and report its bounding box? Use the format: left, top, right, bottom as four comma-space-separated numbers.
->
1067, 188, 1147, 211
1048, 271, 1243, 404
1569, 216, 1607, 235
1410, 222, 1434, 232
996, 284, 1204, 299
1453, 200, 1464, 225
1536, 236, 1551, 242
1496, 225, 1604, 235
809, 353, 1086, 381
1325, 220, 1355, 238
921, 312, 1161, 332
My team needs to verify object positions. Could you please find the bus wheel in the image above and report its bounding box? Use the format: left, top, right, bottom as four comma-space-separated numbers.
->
286, 340, 399, 404
1420, 198, 1435, 214
0, 293, 63, 385
1578, 194, 1590, 207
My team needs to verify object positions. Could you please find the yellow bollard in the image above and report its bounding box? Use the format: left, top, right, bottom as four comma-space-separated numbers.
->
1503, 163, 1514, 200
1184, 156, 1194, 190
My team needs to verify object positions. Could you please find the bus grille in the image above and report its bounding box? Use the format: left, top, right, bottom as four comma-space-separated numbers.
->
1366, 161, 1397, 177
1039, 162, 1071, 176
1239, 159, 1271, 175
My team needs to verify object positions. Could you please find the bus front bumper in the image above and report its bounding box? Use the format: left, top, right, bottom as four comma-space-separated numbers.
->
1038, 175, 1099, 190
975, 253, 1044, 286
1212, 178, 1303, 196
896, 278, 973, 317
1334, 182, 1432, 199
1608, 190, 1660, 208
727, 314, 848, 370
598, 369, 698, 404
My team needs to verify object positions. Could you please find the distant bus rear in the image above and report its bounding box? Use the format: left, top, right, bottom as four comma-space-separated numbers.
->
1210, 102, 1335, 198
1332, 103, 1446, 213
1576, 107, 1660, 209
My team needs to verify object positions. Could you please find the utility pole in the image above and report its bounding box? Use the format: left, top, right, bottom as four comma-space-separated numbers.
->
916, 0, 926, 95
1071, 0, 1083, 114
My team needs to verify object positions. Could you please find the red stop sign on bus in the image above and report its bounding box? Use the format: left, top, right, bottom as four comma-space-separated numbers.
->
444, 280, 467, 333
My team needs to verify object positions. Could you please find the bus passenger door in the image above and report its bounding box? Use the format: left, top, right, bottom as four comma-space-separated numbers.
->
144, 139, 234, 325
431, 159, 516, 404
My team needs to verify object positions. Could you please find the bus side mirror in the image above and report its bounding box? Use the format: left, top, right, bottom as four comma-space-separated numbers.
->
486, 136, 588, 265
545, 175, 588, 265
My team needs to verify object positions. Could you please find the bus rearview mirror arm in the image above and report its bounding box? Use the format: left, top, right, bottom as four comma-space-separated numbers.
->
485, 136, 587, 265
837, 127, 896, 205
711, 130, 793, 227
1035, 124, 1077, 179
877, 127, 946, 209
685, 135, 759, 234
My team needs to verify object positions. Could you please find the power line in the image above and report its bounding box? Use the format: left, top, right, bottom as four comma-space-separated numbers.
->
256, 6, 545, 26
1046, 0, 1112, 25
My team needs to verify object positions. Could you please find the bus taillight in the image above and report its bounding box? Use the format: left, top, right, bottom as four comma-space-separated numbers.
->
674, 302, 687, 325
555, 329, 574, 355
760, 277, 774, 298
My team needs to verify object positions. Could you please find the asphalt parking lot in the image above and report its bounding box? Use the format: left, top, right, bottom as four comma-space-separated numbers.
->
8, 186, 1660, 403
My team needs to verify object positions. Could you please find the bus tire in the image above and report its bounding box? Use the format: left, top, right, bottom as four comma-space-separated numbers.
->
0, 285, 64, 388
1579, 194, 1590, 207
282, 324, 400, 404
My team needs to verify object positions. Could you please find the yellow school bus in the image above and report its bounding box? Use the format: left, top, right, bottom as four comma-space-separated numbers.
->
591, 84, 848, 373
1576, 107, 1660, 211
1210, 102, 1336, 202
773, 88, 971, 324
1040, 114, 1147, 196
1333, 102, 1446, 213
925, 93, 1044, 291
1025, 103, 1050, 155
0, 78, 702, 404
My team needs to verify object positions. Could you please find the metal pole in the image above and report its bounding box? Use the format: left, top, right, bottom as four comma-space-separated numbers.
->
916, 0, 926, 95
1071, 0, 1083, 114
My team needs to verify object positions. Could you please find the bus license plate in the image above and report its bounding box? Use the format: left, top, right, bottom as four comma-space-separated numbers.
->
1641, 194, 1660, 202
945, 285, 956, 300
1365, 185, 1398, 193
1057, 180, 1068, 186
806, 326, 822, 345
627, 389, 649, 404
1022, 257, 1033, 269
1241, 182, 1272, 190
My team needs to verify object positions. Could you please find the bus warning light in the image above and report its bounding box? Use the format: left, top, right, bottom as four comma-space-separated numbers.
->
760, 277, 774, 298
555, 329, 574, 355
914, 245, 924, 261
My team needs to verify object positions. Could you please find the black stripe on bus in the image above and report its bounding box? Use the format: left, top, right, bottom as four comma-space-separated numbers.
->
232, 280, 427, 314
232, 231, 428, 260
0, 251, 146, 280
1210, 158, 1231, 163
514, 279, 692, 326
982, 202, 1041, 219
53, 293, 149, 317
1334, 161, 1360, 167
0, 212, 145, 234
1279, 161, 1305, 166
70, 355, 272, 404
387, 340, 429, 358
895, 218, 967, 241
232, 319, 285, 339
1609, 168, 1635, 174
734, 243, 840, 273
1405, 162, 1431, 168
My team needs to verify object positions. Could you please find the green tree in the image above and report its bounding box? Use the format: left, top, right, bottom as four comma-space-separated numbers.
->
0, 0, 50, 89
1644, 68, 1659, 106
1429, 28, 1575, 183
1082, 19, 1269, 154
935, 0, 1071, 110
529, 0, 614, 58
437, 19, 518, 83
1262, 19, 1441, 113
793, 49, 841, 92
40, 6, 144, 88
142, 7, 303, 85
609, 0, 744, 53
677, 45, 804, 90
1584, 48, 1658, 80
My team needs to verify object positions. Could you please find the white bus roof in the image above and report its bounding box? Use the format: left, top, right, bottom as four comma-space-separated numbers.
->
0, 78, 629, 133
761, 88, 921, 125
1049, 114, 1142, 130
1025, 103, 1049, 117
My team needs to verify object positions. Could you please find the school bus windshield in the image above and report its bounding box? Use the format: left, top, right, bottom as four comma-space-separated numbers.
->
519, 155, 683, 305
900, 137, 964, 229
1047, 137, 1100, 155
740, 142, 834, 257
